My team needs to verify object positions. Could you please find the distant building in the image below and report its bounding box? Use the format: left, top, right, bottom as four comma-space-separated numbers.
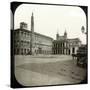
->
52, 31, 81, 55
14, 13, 53, 55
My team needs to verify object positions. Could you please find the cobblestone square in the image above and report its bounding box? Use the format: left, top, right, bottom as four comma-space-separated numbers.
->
15, 55, 86, 86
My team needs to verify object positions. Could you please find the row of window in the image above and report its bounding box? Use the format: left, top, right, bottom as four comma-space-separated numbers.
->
69, 41, 80, 46
14, 31, 52, 44
54, 43, 68, 48
14, 40, 30, 47
53, 42, 80, 48
14, 48, 52, 55
14, 48, 29, 55
14, 40, 52, 48
53, 49, 70, 55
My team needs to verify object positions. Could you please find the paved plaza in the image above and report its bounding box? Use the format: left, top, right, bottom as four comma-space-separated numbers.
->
15, 55, 86, 86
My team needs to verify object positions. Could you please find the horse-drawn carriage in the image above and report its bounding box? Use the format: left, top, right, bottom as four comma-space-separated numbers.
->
72, 45, 87, 68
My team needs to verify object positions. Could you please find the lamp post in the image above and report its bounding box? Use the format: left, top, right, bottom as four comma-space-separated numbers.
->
81, 26, 87, 35
81, 25, 87, 45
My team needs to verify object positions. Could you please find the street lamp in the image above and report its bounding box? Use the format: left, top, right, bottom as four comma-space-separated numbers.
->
81, 26, 87, 35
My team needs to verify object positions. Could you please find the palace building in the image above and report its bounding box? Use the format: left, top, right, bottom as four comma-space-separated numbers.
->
14, 13, 53, 55
14, 12, 81, 55
52, 31, 81, 55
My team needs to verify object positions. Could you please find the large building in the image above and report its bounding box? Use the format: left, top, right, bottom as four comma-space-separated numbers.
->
14, 13, 53, 55
14, 12, 81, 55
52, 31, 81, 55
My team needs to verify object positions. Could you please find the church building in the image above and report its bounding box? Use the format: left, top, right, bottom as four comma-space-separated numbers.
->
52, 31, 81, 55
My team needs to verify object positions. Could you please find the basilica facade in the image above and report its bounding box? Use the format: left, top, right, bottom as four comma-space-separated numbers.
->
52, 31, 81, 55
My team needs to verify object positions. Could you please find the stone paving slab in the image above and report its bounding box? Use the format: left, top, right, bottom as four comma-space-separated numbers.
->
15, 55, 86, 86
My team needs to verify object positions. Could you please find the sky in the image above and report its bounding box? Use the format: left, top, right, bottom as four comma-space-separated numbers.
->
14, 4, 87, 44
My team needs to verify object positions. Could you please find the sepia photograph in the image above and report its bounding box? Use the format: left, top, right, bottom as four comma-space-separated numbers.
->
11, 2, 88, 88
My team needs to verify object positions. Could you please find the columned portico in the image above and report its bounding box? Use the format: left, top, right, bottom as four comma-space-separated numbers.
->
53, 31, 81, 55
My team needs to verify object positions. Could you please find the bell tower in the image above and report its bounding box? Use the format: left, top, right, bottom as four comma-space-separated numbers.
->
56, 32, 59, 40
64, 30, 67, 39
56, 29, 59, 40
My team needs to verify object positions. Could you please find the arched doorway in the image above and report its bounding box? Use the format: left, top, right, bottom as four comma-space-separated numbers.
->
69, 49, 70, 55
72, 47, 75, 54
38, 47, 42, 54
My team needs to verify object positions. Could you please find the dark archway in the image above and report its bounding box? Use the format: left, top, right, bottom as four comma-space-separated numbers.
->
72, 47, 75, 54
69, 49, 70, 55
